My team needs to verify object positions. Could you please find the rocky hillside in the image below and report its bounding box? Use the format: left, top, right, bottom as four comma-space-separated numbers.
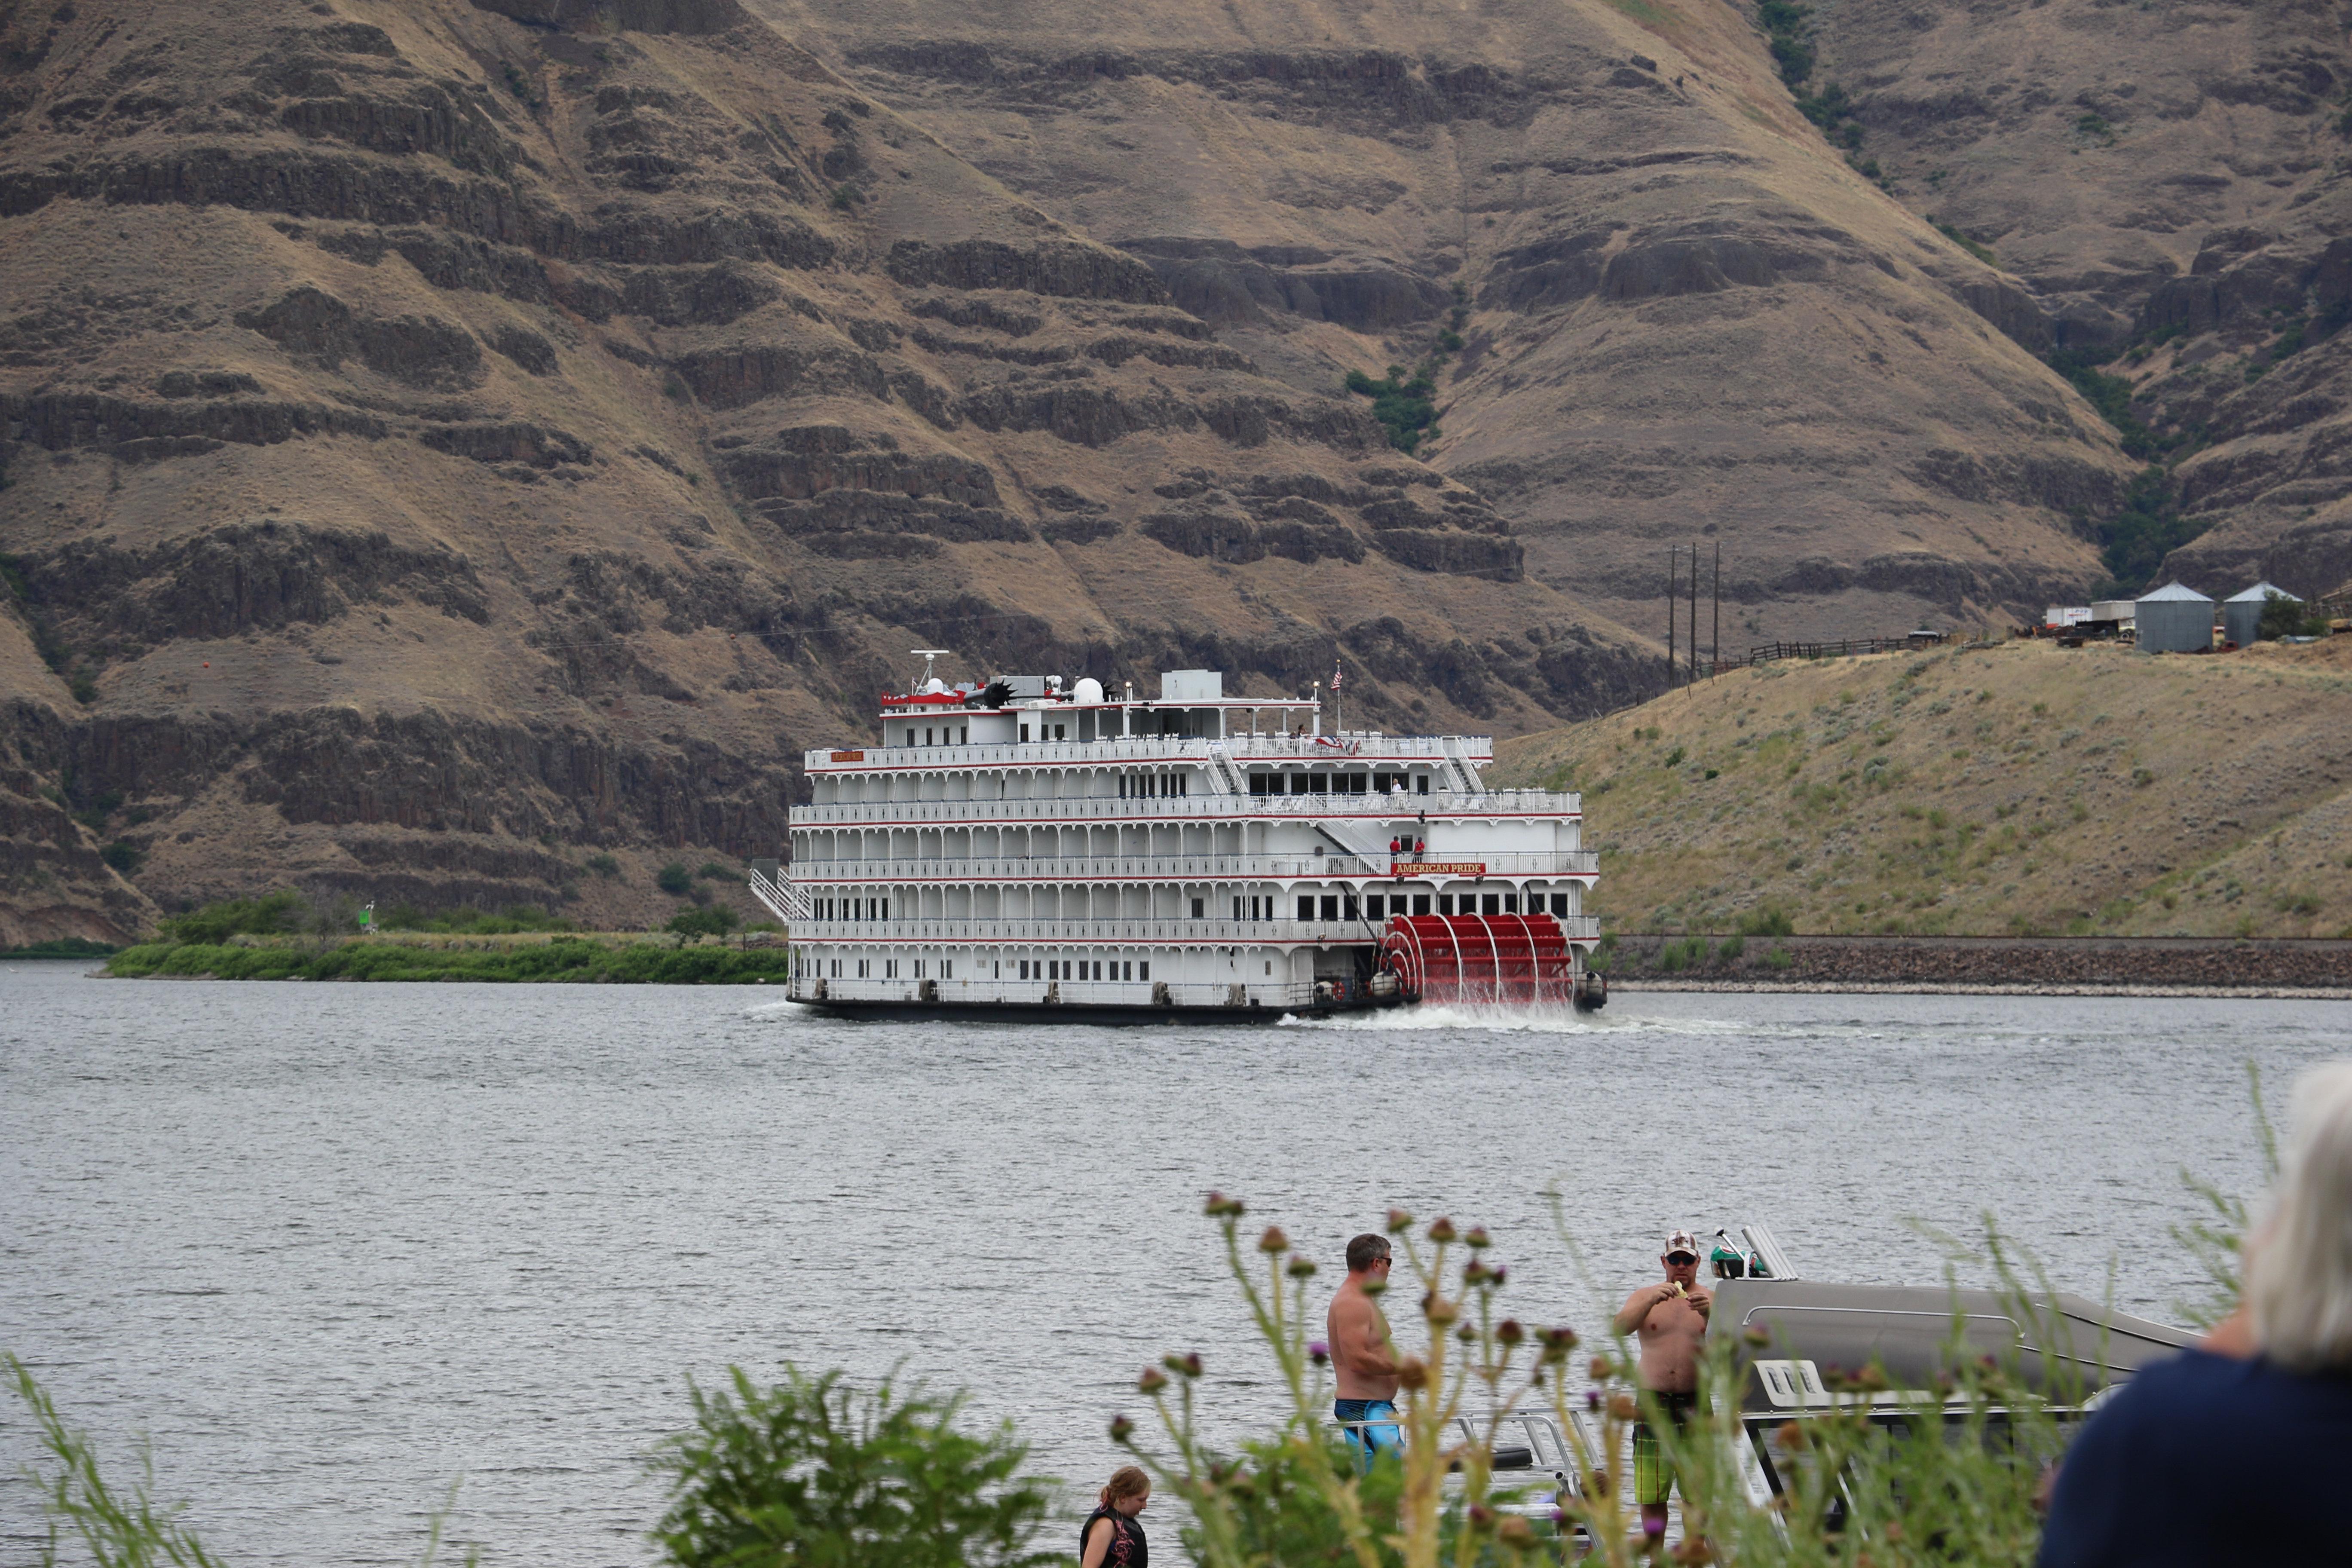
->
1493, 634, 2352, 939
1811, 0, 2352, 600
771, 0, 2138, 645
0, 0, 1657, 936
5, 0, 2346, 940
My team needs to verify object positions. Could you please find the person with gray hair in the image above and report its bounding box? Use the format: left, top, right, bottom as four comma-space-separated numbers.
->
2039, 1060, 2352, 1567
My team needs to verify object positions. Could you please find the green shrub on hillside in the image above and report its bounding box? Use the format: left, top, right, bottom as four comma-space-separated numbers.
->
1932, 218, 1995, 265
2089, 467, 2199, 595
657, 861, 694, 895
2047, 350, 2168, 461
1342, 365, 1440, 452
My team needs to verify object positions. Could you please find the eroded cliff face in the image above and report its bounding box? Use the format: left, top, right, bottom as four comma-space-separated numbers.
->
1811, 0, 2352, 599
0, 0, 1656, 934
761, 0, 2136, 645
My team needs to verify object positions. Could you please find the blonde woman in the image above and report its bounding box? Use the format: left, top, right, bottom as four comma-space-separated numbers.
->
2039, 1061, 2352, 1566
1079, 1465, 1150, 1568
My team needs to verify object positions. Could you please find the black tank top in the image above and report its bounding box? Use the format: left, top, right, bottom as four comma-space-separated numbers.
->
1080, 1506, 1147, 1568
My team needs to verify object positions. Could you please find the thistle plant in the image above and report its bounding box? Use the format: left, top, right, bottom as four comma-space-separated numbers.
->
1112, 1193, 2113, 1568
1114, 1193, 1580, 1568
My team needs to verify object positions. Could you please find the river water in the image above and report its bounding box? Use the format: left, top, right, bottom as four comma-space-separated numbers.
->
1, 962, 2342, 1565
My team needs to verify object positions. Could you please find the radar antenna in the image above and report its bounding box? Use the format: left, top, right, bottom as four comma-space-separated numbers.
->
910, 649, 951, 690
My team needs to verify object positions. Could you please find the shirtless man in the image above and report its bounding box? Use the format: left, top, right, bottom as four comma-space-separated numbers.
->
1612, 1230, 1713, 1539
1327, 1233, 1401, 1470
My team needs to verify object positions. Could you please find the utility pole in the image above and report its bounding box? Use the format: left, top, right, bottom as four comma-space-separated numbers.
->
1666, 545, 1678, 690
1712, 540, 1721, 679
1688, 539, 1699, 689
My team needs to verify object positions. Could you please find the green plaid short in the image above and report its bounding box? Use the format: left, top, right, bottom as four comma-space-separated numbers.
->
1632, 1391, 1698, 1507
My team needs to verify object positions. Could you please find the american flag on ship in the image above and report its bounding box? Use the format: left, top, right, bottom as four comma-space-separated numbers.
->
1332, 662, 1342, 692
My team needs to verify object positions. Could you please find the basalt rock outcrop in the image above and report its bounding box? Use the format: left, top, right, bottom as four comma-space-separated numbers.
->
789, 0, 2139, 646
1811, 0, 2352, 599
0, 0, 1654, 935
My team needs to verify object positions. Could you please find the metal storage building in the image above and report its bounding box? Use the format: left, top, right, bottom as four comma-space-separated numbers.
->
2223, 582, 2299, 648
2136, 580, 2215, 652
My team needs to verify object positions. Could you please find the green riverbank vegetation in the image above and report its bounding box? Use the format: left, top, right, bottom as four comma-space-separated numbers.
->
0, 937, 118, 959
104, 891, 787, 982
104, 937, 792, 984
1494, 634, 2352, 938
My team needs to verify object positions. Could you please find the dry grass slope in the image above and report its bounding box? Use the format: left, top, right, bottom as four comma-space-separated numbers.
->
1493, 636, 2352, 938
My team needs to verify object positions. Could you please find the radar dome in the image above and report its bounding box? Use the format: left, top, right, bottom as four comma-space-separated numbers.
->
1072, 677, 1106, 704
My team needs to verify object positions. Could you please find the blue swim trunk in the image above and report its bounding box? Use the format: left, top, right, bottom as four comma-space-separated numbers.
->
1334, 1397, 1402, 1470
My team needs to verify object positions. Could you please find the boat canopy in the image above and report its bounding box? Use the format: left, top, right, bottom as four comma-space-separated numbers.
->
1715, 1278, 2194, 1412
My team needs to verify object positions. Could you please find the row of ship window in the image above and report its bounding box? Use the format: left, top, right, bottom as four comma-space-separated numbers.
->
1246, 772, 1427, 795
1249, 892, 1574, 921
1120, 773, 1190, 797
796, 955, 1151, 982
807, 891, 1572, 923
843, 750, 1427, 798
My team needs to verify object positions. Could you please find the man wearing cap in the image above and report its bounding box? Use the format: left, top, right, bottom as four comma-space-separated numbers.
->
1612, 1229, 1713, 1540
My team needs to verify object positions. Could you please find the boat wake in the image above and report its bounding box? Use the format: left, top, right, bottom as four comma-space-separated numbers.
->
1281, 1002, 1810, 1037
1280, 1002, 1610, 1033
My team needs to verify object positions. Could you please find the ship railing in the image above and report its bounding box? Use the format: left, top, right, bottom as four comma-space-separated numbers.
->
1223, 734, 1493, 763
808, 735, 1488, 769
791, 791, 1581, 825
747, 861, 806, 925
785, 851, 1601, 881
787, 916, 1603, 944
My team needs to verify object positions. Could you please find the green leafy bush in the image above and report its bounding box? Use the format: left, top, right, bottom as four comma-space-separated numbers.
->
666, 904, 741, 944
2258, 590, 2325, 641
100, 841, 143, 874
159, 891, 302, 944
1737, 903, 1796, 938
586, 853, 622, 879
1343, 366, 1439, 453
657, 861, 694, 895
652, 1366, 1060, 1568
695, 861, 735, 881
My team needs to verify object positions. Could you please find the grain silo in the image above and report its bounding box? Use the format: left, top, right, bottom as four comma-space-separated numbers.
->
2135, 580, 2215, 653
2223, 582, 2298, 647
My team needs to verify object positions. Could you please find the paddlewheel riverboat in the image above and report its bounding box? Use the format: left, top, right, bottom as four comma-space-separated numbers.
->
749, 655, 1604, 1020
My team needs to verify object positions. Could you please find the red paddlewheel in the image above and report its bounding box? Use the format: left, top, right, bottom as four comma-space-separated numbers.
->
1379, 913, 1578, 1005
